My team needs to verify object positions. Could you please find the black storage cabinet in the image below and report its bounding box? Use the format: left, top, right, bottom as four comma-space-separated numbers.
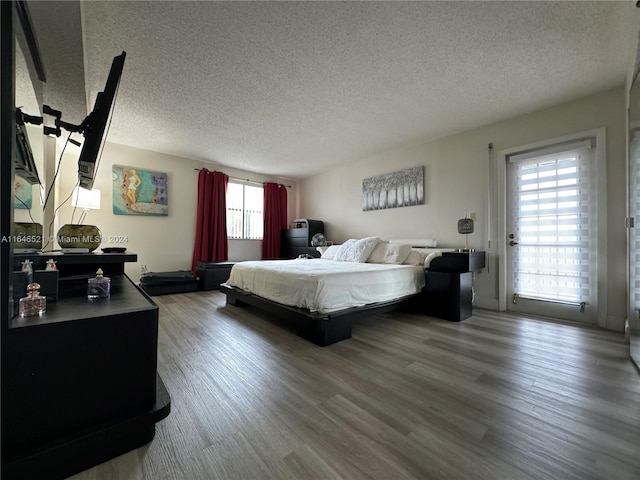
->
423, 251, 485, 322
424, 271, 473, 322
196, 262, 236, 290
281, 219, 324, 259
139, 270, 198, 296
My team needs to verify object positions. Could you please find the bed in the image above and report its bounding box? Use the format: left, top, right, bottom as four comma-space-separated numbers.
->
221, 237, 451, 346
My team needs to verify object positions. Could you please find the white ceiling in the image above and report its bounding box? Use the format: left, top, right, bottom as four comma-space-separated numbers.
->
28, 1, 636, 180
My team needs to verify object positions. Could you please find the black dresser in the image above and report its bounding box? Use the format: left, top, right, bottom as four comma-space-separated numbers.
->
3, 253, 170, 480
281, 219, 325, 258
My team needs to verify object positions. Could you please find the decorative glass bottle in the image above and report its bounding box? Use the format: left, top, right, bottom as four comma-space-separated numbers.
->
21, 259, 33, 283
87, 268, 111, 299
19, 282, 47, 317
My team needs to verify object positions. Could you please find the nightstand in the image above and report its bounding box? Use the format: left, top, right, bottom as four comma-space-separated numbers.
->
423, 251, 485, 321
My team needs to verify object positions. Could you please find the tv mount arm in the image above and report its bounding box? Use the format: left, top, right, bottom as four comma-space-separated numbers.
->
16, 105, 84, 146
42, 104, 87, 137
15, 107, 42, 127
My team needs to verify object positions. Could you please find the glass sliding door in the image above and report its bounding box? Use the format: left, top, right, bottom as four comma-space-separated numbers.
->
628, 73, 640, 369
506, 140, 598, 324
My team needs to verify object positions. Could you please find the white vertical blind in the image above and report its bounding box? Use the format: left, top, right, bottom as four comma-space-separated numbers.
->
630, 131, 640, 313
508, 141, 595, 305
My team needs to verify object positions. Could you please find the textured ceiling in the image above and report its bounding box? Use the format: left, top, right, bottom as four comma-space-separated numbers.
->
27, 1, 636, 180
28, 1, 86, 128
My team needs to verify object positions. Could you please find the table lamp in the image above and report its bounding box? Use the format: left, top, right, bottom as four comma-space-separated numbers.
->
457, 213, 474, 252
57, 186, 102, 252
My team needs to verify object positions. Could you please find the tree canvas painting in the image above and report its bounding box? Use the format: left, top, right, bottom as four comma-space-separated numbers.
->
362, 166, 424, 211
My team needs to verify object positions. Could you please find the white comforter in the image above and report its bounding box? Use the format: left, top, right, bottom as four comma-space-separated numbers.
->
225, 259, 425, 314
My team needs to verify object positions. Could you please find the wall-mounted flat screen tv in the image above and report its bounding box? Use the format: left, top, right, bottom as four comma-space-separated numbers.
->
14, 117, 40, 185
77, 51, 126, 190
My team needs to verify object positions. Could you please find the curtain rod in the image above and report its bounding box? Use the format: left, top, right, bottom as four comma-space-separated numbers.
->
194, 168, 291, 188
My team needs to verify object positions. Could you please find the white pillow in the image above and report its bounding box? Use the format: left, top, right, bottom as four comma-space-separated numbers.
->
334, 237, 381, 262
403, 249, 429, 266
320, 245, 341, 260
390, 238, 438, 248
367, 242, 412, 264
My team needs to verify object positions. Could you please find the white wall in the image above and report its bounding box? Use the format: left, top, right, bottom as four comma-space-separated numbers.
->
298, 87, 627, 331
53, 142, 298, 278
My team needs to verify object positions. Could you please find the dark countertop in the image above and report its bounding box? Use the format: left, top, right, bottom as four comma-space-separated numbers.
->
10, 274, 156, 329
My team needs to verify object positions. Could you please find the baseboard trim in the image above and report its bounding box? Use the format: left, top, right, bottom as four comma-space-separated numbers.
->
473, 297, 499, 311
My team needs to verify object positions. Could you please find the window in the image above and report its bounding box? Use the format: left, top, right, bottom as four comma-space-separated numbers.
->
226, 182, 263, 239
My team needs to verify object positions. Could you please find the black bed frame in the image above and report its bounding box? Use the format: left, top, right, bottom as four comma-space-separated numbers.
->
220, 283, 421, 346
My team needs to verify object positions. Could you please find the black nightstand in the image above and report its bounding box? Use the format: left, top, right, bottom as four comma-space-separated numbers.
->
428, 250, 485, 273
423, 251, 485, 321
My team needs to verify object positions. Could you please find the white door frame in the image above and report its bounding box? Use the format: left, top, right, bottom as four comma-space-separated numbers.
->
494, 128, 607, 327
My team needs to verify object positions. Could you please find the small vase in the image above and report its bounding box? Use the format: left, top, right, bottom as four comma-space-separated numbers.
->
57, 224, 101, 251
87, 268, 110, 299
19, 282, 46, 317
13, 222, 42, 250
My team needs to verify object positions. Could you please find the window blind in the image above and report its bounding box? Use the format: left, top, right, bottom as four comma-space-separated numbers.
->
630, 131, 640, 313
508, 142, 595, 305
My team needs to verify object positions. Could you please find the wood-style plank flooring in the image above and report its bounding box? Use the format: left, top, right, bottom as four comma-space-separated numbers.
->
70, 290, 640, 480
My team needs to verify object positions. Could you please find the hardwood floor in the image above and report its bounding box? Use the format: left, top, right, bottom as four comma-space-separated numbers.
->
70, 290, 640, 480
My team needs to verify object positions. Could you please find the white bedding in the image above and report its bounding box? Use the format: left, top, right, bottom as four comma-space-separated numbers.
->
225, 259, 426, 314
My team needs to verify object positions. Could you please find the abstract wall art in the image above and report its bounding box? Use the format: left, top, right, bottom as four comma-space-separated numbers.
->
112, 164, 168, 216
14, 175, 33, 209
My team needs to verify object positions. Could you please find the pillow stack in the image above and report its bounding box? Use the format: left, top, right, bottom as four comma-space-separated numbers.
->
366, 242, 412, 264
333, 237, 381, 262
318, 237, 436, 266
402, 249, 430, 266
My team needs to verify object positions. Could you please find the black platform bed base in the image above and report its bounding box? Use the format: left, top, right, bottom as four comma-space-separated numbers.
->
220, 283, 419, 346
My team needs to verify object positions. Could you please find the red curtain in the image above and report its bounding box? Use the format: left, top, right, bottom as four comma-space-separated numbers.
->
191, 169, 229, 271
262, 182, 288, 259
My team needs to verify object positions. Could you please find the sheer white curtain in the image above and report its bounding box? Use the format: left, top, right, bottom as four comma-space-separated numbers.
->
508, 139, 596, 306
